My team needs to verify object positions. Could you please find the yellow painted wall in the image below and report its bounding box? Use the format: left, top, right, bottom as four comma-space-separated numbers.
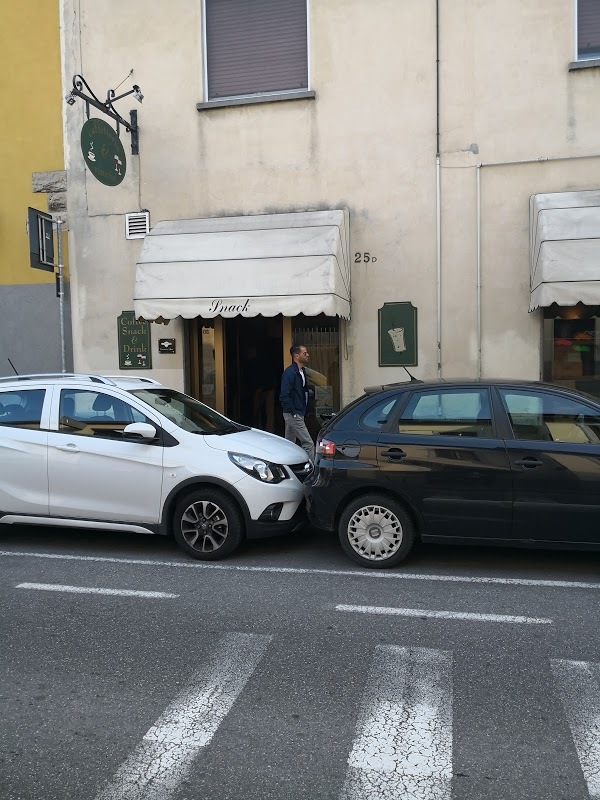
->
0, 0, 64, 286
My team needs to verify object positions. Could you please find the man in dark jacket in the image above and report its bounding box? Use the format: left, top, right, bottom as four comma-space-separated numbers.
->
279, 343, 315, 461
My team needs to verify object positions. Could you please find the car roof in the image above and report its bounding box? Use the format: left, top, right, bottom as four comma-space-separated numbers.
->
0, 373, 164, 391
363, 378, 599, 401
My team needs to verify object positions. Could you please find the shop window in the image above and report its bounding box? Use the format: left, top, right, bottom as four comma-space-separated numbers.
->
292, 315, 340, 436
578, 0, 600, 60
204, 0, 308, 101
543, 305, 600, 397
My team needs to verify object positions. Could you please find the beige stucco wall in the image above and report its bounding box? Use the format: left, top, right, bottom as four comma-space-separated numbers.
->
61, 0, 600, 403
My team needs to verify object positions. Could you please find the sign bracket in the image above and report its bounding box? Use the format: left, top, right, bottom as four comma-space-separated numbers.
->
66, 74, 141, 155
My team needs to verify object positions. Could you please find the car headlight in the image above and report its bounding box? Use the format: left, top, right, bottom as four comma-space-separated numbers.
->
228, 452, 287, 483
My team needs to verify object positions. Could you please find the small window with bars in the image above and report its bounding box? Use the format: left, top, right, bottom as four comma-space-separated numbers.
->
204, 0, 309, 101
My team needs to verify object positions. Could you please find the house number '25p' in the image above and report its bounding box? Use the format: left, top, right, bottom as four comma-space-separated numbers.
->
354, 252, 377, 263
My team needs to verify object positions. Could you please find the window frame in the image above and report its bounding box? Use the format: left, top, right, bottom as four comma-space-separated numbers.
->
201, 0, 312, 107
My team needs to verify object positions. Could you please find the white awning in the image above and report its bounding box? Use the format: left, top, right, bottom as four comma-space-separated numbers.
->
134, 210, 350, 320
530, 190, 600, 310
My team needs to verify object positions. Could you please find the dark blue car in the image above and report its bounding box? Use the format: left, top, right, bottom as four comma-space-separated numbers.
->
306, 379, 600, 567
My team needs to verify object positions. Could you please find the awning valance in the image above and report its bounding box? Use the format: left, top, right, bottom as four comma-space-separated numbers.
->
530, 190, 600, 310
134, 209, 350, 320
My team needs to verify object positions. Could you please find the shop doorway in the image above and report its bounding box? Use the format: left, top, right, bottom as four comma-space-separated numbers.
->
185, 314, 341, 435
223, 316, 284, 435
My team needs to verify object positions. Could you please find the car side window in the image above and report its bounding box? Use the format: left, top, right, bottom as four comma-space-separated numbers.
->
360, 397, 399, 431
59, 390, 151, 438
398, 388, 493, 438
0, 389, 45, 430
500, 389, 600, 443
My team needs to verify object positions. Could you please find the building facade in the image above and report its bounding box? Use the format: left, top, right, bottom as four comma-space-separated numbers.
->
0, 0, 71, 378
60, 0, 600, 431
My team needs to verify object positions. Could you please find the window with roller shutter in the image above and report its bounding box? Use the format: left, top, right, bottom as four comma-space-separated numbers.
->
578, 0, 600, 59
204, 0, 309, 101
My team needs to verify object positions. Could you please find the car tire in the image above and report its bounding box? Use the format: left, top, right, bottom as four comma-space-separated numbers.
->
173, 488, 244, 560
338, 494, 415, 568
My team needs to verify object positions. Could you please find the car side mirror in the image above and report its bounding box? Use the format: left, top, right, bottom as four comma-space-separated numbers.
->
122, 422, 157, 441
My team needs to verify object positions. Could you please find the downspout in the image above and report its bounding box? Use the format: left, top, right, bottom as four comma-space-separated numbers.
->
476, 164, 481, 377
435, 0, 442, 378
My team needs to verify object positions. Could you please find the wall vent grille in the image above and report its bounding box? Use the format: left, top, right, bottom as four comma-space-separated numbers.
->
125, 211, 150, 239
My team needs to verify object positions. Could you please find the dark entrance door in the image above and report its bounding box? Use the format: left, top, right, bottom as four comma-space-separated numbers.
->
224, 316, 284, 435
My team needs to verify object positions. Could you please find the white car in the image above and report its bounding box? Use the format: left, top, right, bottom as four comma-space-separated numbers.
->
0, 373, 310, 560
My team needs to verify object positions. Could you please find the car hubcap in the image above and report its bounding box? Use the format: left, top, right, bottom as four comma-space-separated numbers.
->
181, 499, 228, 552
347, 504, 403, 560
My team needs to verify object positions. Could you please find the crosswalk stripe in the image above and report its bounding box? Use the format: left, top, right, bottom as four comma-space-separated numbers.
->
93, 632, 271, 800
552, 659, 600, 799
341, 646, 452, 800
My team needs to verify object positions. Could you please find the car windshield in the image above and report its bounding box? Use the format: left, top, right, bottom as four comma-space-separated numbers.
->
129, 388, 244, 435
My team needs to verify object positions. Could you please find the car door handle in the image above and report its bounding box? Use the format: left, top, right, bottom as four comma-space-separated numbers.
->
514, 456, 542, 468
55, 443, 80, 453
381, 448, 407, 461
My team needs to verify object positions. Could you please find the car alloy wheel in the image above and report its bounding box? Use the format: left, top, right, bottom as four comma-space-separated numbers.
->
173, 488, 244, 560
338, 494, 415, 568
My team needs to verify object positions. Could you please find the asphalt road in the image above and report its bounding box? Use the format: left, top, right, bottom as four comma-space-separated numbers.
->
1, 524, 600, 800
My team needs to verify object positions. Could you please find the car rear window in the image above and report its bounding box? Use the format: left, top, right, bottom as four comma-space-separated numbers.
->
0, 389, 45, 429
360, 397, 400, 431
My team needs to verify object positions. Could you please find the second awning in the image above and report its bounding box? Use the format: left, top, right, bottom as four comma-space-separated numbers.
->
530, 190, 600, 311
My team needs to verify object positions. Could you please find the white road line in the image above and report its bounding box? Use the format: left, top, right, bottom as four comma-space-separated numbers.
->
94, 632, 271, 800
552, 659, 600, 799
0, 549, 599, 590
341, 646, 452, 800
15, 583, 178, 599
336, 604, 553, 624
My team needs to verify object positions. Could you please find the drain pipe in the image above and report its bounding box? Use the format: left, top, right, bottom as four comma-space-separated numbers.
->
476, 165, 481, 377
435, 0, 442, 378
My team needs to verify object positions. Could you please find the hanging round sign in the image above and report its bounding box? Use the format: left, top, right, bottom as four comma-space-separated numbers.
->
80, 118, 126, 186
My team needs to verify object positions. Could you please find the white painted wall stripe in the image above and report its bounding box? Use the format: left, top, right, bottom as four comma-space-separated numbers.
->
336, 604, 552, 625
16, 583, 178, 599
94, 632, 271, 800
341, 646, 452, 800
1, 549, 599, 590
552, 659, 600, 799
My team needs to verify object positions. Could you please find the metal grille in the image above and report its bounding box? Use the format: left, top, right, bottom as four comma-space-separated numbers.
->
292, 319, 341, 417
288, 462, 312, 482
125, 212, 150, 239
